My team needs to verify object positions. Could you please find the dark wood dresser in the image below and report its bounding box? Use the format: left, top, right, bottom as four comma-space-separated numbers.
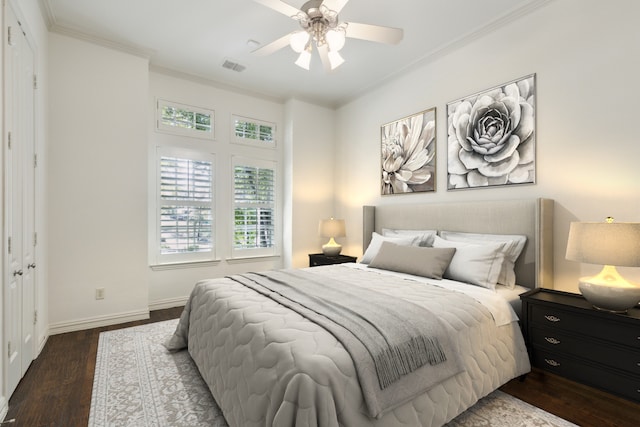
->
521, 288, 640, 403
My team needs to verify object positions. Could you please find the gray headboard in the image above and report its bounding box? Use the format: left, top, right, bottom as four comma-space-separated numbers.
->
363, 198, 554, 289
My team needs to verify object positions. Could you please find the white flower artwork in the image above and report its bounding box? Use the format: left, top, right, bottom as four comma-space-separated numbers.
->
381, 108, 436, 195
447, 74, 536, 190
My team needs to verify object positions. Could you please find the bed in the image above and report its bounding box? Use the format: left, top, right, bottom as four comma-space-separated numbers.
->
167, 198, 554, 426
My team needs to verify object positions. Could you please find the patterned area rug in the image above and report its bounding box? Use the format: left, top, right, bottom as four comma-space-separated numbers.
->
89, 319, 577, 427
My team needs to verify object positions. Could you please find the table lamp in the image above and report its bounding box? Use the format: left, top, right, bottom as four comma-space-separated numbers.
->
319, 218, 346, 256
565, 218, 640, 313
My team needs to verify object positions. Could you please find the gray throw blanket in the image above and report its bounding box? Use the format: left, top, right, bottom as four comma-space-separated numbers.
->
229, 269, 463, 416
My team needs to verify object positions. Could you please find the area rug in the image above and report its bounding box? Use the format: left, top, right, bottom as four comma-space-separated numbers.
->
89, 319, 577, 427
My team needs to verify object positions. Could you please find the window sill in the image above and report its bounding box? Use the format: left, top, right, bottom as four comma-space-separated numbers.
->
226, 255, 281, 264
150, 259, 222, 271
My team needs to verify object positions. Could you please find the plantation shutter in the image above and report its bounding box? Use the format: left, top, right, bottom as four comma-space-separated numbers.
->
155, 149, 215, 264
233, 158, 277, 255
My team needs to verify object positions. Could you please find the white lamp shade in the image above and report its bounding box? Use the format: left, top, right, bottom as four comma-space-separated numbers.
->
294, 50, 312, 70
325, 28, 346, 51
319, 218, 346, 238
290, 31, 310, 53
328, 51, 345, 70
566, 222, 640, 267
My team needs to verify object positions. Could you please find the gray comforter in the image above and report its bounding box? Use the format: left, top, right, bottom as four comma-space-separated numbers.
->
227, 270, 462, 417
166, 265, 530, 427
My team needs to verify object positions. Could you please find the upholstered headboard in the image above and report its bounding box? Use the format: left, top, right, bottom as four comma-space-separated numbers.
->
363, 198, 554, 289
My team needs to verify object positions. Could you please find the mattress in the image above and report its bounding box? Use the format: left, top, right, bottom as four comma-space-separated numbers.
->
167, 264, 531, 427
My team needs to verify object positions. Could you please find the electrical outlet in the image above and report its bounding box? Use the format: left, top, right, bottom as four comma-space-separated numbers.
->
95, 288, 105, 300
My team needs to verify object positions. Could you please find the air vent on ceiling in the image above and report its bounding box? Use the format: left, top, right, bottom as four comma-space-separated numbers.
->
222, 59, 246, 73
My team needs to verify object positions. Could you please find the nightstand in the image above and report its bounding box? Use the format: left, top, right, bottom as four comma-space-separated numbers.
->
308, 253, 357, 267
521, 288, 640, 403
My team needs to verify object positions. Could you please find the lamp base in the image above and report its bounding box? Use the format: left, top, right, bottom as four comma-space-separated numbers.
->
322, 237, 342, 256
578, 267, 640, 313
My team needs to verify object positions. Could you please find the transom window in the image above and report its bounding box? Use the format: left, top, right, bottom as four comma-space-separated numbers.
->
233, 115, 275, 147
157, 99, 214, 139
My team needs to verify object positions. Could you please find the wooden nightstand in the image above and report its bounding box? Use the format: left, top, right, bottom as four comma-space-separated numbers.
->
308, 253, 357, 267
521, 288, 640, 403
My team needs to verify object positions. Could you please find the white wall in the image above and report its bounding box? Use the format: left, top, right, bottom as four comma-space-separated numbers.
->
284, 99, 337, 268
334, 0, 640, 293
147, 71, 286, 307
48, 34, 150, 331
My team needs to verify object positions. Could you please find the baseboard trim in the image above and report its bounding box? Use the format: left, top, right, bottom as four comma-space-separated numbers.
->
148, 296, 188, 311
48, 309, 150, 335
0, 396, 8, 422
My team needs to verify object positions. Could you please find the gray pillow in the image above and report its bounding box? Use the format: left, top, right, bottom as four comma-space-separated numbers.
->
368, 241, 456, 279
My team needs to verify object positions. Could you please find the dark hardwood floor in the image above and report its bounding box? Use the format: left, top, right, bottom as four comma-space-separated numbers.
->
3, 306, 638, 426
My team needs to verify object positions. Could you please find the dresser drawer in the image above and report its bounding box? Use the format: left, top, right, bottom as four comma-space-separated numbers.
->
533, 349, 640, 403
530, 305, 640, 349
531, 326, 640, 376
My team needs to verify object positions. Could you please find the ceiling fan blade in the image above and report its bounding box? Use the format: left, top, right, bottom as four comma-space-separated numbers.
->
345, 22, 403, 44
321, 0, 350, 14
317, 44, 333, 72
253, 0, 302, 18
252, 33, 293, 56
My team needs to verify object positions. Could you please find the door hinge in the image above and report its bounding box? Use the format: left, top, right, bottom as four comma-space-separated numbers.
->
8, 131, 12, 149
34, 153, 38, 168
7, 342, 11, 359
34, 310, 38, 325
33, 232, 38, 246
33, 74, 38, 90
8, 236, 11, 254
8, 25, 13, 46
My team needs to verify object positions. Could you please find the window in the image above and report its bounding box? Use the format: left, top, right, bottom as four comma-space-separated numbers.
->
153, 148, 215, 264
232, 156, 277, 257
157, 99, 214, 139
232, 115, 276, 147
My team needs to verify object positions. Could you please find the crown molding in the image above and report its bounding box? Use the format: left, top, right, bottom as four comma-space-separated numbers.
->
38, 0, 153, 60
149, 65, 286, 105
335, 0, 555, 107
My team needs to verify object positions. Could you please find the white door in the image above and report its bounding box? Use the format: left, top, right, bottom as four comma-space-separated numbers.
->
4, 0, 36, 398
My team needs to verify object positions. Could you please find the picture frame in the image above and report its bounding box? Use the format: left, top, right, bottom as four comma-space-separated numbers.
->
446, 74, 536, 190
381, 107, 436, 195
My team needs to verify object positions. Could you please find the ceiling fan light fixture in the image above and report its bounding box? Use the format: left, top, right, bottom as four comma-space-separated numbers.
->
325, 27, 346, 52
327, 50, 345, 70
295, 49, 312, 70
290, 30, 310, 53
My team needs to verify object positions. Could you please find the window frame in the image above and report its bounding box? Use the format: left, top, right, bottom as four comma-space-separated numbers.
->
230, 155, 279, 259
231, 114, 277, 148
151, 146, 216, 266
156, 98, 215, 140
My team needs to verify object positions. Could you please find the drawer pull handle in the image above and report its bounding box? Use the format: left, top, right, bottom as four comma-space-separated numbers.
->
545, 359, 561, 367
545, 337, 561, 345
544, 315, 561, 322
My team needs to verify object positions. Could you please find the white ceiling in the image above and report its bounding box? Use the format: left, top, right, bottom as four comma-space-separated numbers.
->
41, 0, 549, 107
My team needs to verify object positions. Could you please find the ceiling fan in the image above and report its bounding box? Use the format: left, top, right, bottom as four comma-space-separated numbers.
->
252, 0, 403, 71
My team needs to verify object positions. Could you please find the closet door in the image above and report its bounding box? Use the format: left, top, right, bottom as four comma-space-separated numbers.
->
4, 1, 36, 398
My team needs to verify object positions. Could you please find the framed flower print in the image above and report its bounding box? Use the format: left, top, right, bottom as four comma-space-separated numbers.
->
447, 74, 536, 190
381, 107, 436, 195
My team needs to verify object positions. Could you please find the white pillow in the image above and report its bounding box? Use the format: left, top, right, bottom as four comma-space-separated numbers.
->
432, 236, 505, 290
361, 232, 418, 264
439, 231, 527, 289
382, 228, 437, 247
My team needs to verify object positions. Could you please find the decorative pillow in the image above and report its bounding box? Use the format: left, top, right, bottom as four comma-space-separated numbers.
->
382, 228, 437, 247
439, 231, 527, 289
361, 232, 418, 264
432, 236, 505, 290
369, 242, 456, 279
